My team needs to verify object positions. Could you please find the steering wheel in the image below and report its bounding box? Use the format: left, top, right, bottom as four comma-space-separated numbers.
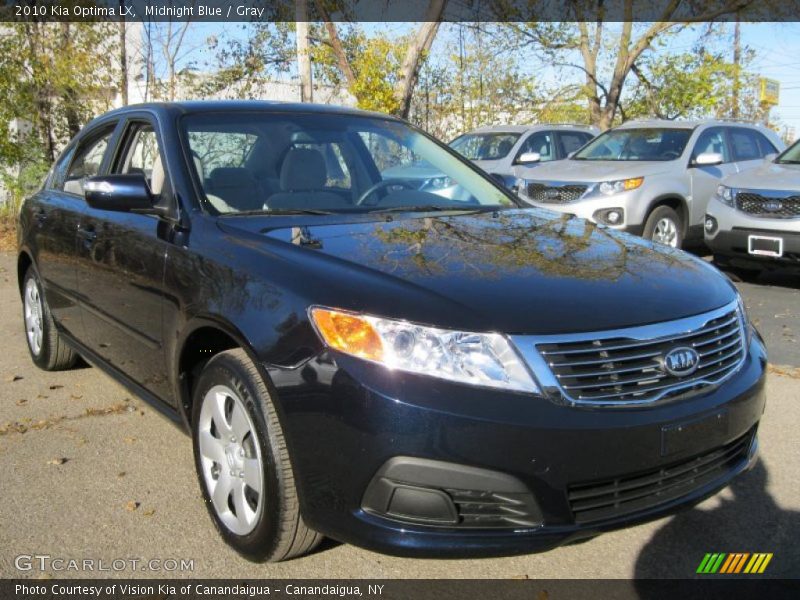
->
662, 150, 681, 160
356, 179, 417, 206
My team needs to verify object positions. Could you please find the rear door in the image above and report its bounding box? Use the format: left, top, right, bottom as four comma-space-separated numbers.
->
728, 126, 779, 173
32, 125, 117, 338
74, 115, 172, 401
688, 127, 738, 226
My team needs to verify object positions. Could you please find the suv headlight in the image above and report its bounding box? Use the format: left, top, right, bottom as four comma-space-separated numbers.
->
716, 185, 735, 207
598, 177, 644, 195
309, 307, 539, 393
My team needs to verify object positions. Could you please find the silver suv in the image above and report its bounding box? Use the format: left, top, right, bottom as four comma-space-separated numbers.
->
515, 120, 784, 248
705, 138, 800, 273
449, 124, 597, 189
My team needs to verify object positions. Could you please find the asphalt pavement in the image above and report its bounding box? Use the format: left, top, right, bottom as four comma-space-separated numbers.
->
0, 251, 798, 579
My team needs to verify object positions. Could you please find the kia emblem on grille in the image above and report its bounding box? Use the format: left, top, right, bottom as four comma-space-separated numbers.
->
763, 200, 782, 212
545, 189, 561, 199
661, 347, 700, 377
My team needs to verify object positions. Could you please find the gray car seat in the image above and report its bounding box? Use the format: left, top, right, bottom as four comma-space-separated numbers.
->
268, 148, 351, 210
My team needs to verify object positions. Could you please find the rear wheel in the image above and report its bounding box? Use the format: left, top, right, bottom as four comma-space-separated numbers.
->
22, 267, 78, 371
643, 205, 683, 248
191, 348, 321, 561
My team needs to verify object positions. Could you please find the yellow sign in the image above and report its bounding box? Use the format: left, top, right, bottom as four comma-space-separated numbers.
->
760, 78, 780, 105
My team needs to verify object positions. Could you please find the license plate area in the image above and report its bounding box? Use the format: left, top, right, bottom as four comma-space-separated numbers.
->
661, 410, 729, 457
748, 235, 783, 257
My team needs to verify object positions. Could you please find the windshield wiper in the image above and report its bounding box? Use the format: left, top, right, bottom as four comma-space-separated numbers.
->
234, 208, 336, 216
367, 205, 484, 214
776, 160, 800, 164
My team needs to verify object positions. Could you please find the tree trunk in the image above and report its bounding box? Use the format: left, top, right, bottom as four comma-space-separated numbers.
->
295, 0, 313, 102
394, 0, 447, 119
119, 0, 129, 105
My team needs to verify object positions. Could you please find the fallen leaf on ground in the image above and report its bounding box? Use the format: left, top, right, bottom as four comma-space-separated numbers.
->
48, 385, 64, 390
117, 471, 126, 478
4, 375, 22, 382
123, 436, 137, 444
47, 457, 68, 465
70, 394, 83, 400
15, 399, 27, 406
125, 501, 140, 512
143, 508, 156, 517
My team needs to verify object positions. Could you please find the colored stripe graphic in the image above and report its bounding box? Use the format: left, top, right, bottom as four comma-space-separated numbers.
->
699, 552, 773, 574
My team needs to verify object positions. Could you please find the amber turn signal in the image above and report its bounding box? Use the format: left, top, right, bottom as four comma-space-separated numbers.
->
310, 308, 384, 361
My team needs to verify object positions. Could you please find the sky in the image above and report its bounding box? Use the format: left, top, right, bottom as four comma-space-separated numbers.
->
165, 21, 800, 141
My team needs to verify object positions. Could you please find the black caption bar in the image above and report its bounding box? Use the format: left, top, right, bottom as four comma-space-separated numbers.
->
2, 0, 800, 22
4, 579, 800, 600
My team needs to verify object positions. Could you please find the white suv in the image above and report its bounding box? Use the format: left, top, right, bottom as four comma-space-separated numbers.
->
515, 120, 784, 248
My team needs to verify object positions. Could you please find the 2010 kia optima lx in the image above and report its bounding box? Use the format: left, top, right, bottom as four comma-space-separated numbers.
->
18, 102, 766, 562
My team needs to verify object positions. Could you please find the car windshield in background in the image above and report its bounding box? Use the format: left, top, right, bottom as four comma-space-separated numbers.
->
573, 128, 692, 162
776, 139, 800, 164
181, 113, 514, 215
449, 132, 522, 160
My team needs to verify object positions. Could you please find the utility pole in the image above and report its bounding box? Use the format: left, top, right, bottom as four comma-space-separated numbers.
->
732, 12, 741, 119
296, 0, 313, 103
119, 0, 128, 105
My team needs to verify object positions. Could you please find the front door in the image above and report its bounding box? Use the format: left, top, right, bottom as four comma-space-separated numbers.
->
74, 117, 172, 401
689, 127, 738, 226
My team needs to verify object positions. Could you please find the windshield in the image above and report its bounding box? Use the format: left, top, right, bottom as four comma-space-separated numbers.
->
449, 133, 522, 160
776, 139, 800, 164
181, 112, 515, 215
573, 128, 692, 162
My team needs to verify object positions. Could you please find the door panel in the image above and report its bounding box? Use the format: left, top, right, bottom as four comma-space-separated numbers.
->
75, 119, 172, 401
689, 127, 738, 226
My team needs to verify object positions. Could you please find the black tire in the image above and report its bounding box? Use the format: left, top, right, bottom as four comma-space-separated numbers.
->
191, 348, 321, 562
643, 205, 684, 248
21, 267, 78, 371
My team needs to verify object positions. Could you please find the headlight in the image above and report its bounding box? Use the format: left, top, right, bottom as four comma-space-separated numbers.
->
716, 185, 735, 207
598, 177, 644, 195
736, 291, 753, 346
309, 307, 539, 393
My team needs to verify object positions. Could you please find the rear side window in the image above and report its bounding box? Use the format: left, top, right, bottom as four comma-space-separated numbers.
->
558, 132, 592, 157
63, 129, 114, 196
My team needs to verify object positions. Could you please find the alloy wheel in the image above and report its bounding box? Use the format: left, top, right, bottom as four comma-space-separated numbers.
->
198, 384, 264, 536
24, 277, 44, 356
652, 217, 679, 247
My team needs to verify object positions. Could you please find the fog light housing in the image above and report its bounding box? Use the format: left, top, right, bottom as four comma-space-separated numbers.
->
593, 208, 624, 226
704, 215, 718, 235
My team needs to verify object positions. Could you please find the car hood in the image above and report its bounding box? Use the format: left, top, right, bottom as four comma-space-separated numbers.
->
219, 209, 735, 335
723, 160, 800, 191
517, 159, 672, 183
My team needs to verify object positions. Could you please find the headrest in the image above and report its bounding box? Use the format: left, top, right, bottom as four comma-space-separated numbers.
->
280, 148, 327, 191
150, 154, 165, 195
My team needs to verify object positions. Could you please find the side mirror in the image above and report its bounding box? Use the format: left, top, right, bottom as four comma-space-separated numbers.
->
694, 152, 724, 167
764, 152, 778, 162
84, 175, 165, 215
516, 151, 541, 165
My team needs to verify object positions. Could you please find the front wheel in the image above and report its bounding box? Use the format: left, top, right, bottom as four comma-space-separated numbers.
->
21, 267, 78, 371
191, 348, 321, 561
643, 205, 683, 248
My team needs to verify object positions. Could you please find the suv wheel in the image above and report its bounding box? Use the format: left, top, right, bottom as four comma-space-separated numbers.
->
644, 206, 683, 248
191, 348, 321, 561
22, 267, 78, 370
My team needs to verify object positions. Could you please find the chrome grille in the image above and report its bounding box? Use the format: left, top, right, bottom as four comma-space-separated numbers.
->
736, 192, 800, 218
526, 183, 587, 204
516, 301, 746, 406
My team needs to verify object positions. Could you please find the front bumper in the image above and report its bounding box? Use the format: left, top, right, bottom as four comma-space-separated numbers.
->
706, 196, 800, 269
269, 334, 767, 558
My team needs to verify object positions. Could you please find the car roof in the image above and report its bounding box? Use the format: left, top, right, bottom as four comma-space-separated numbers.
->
615, 118, 771, 131
464, 124, 597, 135
87, 100, 400, 127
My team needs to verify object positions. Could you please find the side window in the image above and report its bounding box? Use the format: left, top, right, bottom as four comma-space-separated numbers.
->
48, 146, 76, 191
754, 131, 778, 156
117, 125, 164, 194
729, 128, 764, 161
558, 132, 590, 157
692, 128, 730, 163
63, 130, 114, 195
516, 132, 554, 162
